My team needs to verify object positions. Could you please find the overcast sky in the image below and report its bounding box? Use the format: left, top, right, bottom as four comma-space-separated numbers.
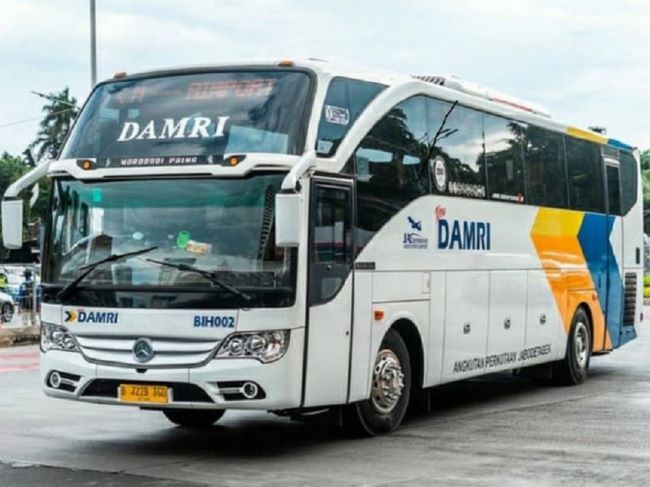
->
1, 0, 648, 156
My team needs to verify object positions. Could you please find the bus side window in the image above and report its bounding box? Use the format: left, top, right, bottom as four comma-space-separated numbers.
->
354, 96, 429, 251
566, 137, 605, 213
484, 114, 526, 203
525, 126, 569, 209
620, 151, 638, 215
316, 78, 385, 158
426, 103, 486, 199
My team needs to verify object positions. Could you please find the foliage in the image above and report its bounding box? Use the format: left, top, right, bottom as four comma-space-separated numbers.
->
0, 151, 50, 229
641, 150, 650, 199
29, 88, 79, 162
644, 275, 650, 288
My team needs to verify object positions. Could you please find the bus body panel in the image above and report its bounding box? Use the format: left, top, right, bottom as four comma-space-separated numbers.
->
42, 327, 306, 410
425, 271, 446, 387
348, 270, 373, 402
303, 278, 353, 407
486, 271, 527, 374
441, 271, 490, 381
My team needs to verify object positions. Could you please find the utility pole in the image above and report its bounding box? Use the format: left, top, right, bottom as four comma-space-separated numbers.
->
90, 0, 97, 87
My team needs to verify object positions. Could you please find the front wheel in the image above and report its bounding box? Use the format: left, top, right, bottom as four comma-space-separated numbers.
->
1, 303, 13, 323
345, 329, 411, 436
163, 409, 225, 428
553, 308, 591, 385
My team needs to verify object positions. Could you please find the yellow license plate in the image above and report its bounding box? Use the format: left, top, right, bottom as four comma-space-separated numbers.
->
119, 384, 169, 404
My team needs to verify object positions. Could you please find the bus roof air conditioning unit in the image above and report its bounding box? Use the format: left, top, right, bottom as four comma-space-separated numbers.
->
413, 75, 552, 119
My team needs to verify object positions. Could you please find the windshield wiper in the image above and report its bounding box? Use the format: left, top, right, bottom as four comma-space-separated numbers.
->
146, 259, 252, 302
56, 246, 158, 301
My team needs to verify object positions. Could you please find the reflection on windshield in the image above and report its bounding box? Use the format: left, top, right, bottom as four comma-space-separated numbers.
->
60, 70, 311, 160
46, 174, 295, 307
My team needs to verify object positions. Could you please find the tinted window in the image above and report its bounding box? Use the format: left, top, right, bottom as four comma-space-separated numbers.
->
566, 137, 605, 213
310, 185, 352, 304
620, 151, 638, 214
355, 97, 429, 249
484, 114, 526, 203
606, 163, 622, 216
427, 103, 486, 199
525, 127, 568, 208
316, 78, 385, 157
62, 70, 312, 159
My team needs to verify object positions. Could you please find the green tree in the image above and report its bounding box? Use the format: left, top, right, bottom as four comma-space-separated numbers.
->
641, 149, 650, 206
29, 88, 79, 162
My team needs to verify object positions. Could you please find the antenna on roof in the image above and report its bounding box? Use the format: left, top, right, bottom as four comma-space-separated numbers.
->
413, 75, 552, 119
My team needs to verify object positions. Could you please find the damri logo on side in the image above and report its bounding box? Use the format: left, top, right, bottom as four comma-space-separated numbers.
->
435, 205, 491, 251
403, 216, 428, 249
117, 116, 230, 142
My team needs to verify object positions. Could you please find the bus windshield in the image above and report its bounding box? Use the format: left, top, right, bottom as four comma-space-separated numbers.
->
45, 174, 296, 308
60, 70, 312, 160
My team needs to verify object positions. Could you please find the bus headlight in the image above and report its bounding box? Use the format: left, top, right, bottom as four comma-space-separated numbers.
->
215, 330, 290, 363
41, 323, 80, 353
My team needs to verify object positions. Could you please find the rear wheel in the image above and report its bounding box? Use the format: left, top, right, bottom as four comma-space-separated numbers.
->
553, 308, 591, 385
345, 329, 411, 436
163, 409, 225, 428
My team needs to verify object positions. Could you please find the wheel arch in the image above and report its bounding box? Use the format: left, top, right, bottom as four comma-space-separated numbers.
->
576, 302, 595, 347
389, 318, 425, 390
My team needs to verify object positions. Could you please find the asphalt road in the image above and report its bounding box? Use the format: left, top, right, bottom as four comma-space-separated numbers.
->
1, 314, 650, 486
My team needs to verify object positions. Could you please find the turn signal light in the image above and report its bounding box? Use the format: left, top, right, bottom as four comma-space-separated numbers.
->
374, 309, 385, 321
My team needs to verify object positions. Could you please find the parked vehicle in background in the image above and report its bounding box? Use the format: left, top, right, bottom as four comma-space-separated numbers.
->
0, 291, 13, 323
1, 60, 643, 435
1, 266, 25, 302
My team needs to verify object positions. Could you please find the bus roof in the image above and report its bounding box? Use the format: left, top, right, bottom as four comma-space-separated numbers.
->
106, 58, 635, 153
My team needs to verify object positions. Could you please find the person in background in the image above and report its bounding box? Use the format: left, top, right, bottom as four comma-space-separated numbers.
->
19, 269, 35, 327
0, 269, 7, 290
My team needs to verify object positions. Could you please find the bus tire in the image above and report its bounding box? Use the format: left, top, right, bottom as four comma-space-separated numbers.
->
345, 329, 411, 436
163, 409, 225, 428
553, 308, 591, 386
1, 303, 13, 323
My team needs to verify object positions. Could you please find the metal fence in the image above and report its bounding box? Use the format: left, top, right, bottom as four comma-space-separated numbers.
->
0, 264, 40, 328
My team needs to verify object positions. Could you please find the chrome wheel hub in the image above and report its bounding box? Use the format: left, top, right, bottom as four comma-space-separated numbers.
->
371, 349, 405, 414
574, 321, 589, 370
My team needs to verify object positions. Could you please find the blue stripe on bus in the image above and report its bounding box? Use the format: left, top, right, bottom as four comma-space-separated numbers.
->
607, 138, 634, 151
577, 214, 624, 348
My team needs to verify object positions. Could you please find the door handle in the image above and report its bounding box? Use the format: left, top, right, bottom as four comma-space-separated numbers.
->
504, 318, 511, 330
463, 322, 471, 334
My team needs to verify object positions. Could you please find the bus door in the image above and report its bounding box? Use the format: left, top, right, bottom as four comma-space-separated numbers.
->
605, 156, 624, 348
302, 177, 355, 407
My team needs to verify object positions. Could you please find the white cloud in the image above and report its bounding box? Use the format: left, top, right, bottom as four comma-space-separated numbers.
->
0, 0, 649, 154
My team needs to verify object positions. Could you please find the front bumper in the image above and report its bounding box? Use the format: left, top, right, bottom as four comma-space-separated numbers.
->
41, 328, 304, 410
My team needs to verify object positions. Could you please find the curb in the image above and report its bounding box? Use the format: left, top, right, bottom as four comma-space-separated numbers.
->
0, 326, 40, 348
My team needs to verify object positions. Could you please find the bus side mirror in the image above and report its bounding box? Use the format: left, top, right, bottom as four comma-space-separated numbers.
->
2, 199, 24, 249
275, 193, 301, 247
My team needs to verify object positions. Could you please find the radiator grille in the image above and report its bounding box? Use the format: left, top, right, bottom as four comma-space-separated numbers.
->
623, 273, 637, 325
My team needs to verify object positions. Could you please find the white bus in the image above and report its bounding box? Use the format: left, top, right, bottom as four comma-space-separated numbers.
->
2, 60, 643, 435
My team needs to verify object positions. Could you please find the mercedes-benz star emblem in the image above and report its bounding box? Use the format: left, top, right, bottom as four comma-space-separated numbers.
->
132, 338, 155, 364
